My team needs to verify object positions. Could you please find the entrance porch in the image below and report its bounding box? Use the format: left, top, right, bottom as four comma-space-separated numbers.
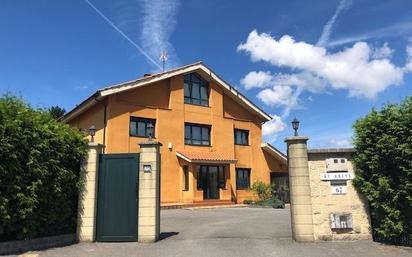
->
175, 150, 237, 205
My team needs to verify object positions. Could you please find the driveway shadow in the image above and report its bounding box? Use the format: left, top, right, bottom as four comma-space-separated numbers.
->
159, 232, 179, 241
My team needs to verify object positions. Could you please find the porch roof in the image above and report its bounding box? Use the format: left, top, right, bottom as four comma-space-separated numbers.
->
176, 150, 237, 164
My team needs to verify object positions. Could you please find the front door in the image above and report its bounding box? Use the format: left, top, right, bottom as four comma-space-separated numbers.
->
96, 154, 139, 242
199, 166, 221, 199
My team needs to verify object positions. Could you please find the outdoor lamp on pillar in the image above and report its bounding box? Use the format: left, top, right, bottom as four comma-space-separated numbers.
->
292, 117, 300, 136
147, 122, 154, 141
89, 125, 96, 142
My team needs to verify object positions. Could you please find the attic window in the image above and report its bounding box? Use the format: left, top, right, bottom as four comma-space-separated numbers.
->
184, 72, 209, 106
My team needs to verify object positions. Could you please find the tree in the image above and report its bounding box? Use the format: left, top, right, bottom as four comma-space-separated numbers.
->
48, 106, 66, 119
0, 95, 87, 241
352, 96, 412, 242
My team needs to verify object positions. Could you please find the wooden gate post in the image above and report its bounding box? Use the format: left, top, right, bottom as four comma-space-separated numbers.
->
285, 136, 314, 242
138, 141, 162, 243
77, 142, 104, 242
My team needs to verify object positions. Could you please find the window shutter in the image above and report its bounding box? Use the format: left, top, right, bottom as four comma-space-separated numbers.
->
331, 214, 341, 228
330, 214, 336, 229
336, 215, 341, 228
347, 214, 353, 228
330, 213, 353, 229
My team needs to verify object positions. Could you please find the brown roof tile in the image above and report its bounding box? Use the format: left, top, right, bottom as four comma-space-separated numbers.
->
176, 150, 237, 163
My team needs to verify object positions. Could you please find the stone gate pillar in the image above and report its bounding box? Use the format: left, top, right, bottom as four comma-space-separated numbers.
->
77, 142, 104, 242
138, 141, 162, 243
285, 136, 314, 242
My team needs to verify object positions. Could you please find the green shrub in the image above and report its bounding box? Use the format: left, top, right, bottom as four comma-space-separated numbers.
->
271, 198, 285, 209
248, 199, 285, 209
353, 96, 412, 242
251, 181, 274, 201
0, 95, 87, 241
249, 181, 285, 208
243, 199, 254, 204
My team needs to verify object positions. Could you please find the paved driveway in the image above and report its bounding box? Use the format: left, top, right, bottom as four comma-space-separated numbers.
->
20, 207, 412, 257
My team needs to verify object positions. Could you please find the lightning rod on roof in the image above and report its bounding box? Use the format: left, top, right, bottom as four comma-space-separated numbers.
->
160, 51, 168, 72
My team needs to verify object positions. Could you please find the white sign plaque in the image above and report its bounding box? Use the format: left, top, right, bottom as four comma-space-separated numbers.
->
320, 172, 354, 181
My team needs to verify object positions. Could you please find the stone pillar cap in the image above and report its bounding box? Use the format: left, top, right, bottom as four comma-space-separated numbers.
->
87, 142, 105, 148
284, 136, 309, 143
138, 141, 163, 147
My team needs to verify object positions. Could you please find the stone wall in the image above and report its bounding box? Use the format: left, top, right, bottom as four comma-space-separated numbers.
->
0, 234, 76, 255
77, 143, 104, 242
285, 136, 314, 242
307, 149, 372, 241
138, 141, 161, 243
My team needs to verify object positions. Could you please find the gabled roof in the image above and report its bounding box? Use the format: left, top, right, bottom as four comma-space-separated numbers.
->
62, 62, 272, 122
261, 143, 287, 164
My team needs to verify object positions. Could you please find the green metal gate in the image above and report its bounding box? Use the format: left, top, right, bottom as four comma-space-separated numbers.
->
96, 153, 139, 242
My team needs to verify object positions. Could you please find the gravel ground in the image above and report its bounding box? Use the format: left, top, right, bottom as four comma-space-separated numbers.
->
12, 207, 412, 257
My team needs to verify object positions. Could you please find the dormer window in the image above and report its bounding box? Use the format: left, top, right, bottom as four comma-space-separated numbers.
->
184, 72, 209, 106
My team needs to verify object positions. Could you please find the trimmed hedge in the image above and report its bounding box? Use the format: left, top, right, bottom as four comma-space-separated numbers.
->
353, 96, 412, 244
0, 95, 87, 241
243, 199, 285, 209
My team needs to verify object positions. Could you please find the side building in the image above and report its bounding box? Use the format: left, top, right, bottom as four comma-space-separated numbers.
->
308, 148, 371, 240
63, 62, 287, 205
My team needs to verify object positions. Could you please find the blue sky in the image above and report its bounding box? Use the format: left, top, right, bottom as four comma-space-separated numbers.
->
1, 0, 411, 152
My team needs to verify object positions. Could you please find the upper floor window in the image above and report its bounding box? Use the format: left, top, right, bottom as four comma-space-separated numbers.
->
185, 123, 210, 146
234, 129, 249, 145
184, 73, 209, 106
130, 117, 156, 138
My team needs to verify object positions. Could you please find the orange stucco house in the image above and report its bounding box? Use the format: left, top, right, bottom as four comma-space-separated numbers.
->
63, 62, 287, 205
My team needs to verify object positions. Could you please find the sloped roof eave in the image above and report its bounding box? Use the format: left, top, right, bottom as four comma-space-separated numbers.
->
261, 143, 287, 164
176, 150, 237, 164
62, 62, 272, 122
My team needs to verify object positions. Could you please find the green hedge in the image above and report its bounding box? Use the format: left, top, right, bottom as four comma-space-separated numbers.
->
0, 95, 87, 241
353, 96, 412, 243
243, 199, 285, 209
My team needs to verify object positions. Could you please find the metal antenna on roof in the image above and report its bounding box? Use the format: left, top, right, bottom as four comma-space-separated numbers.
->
160, 51, 168, 72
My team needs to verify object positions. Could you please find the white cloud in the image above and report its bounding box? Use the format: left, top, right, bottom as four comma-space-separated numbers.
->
241, 71, 326, 92
372, 43, 393, 59
257, 85, 294, 108
139, 0, 180, 70
238, 30, 408, 99
84, 0, 162, 69
406, 43, 412, 71
252, 72, 327, 117
328, 21, 412, 47
317, 0, 351, 47
241, 71, 327, 116
272, 72, 327, 93
240, 71, 273, 90
262, 114, 286, 138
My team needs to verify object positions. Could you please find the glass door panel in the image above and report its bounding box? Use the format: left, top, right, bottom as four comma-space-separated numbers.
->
200, 166, 220, 200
